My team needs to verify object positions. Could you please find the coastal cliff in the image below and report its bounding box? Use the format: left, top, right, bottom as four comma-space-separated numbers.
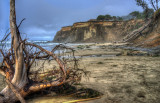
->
53, 20, 144, 43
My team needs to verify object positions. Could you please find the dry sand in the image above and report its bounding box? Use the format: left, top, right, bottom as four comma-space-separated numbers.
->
72, 43, 160, 103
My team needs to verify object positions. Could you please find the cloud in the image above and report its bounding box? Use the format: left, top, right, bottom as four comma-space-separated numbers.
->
0, 0, 142, 40
20, 27, 57, 41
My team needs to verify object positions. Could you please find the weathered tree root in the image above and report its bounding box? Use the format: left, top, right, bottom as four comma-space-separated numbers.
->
0, 0, 86, 102
0, 42, 82, 103
0, 30, 83, 103
6, 79, 26, 103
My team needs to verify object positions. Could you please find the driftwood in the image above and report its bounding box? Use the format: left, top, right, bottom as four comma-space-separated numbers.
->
0, 41, 82, 103
122, 19, 152, 42
0, 0, 84, 102
6, 79, 26, 103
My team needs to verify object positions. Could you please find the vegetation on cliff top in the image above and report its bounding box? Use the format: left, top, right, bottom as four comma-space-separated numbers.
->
97, 0, 159, 21
96, 9, 154, 21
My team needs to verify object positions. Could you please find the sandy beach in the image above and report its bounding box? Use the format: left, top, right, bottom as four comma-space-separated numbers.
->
73, 43, 160, 103
0, 43, 160, 103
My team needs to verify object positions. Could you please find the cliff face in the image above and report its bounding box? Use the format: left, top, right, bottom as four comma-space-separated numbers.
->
53, 20, 144, 43
132, 14, 160, 47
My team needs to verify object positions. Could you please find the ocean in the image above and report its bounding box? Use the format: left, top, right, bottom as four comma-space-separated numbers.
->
0, 41, 64, 62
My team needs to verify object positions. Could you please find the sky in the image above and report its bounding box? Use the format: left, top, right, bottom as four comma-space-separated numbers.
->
0, 0, 143, 41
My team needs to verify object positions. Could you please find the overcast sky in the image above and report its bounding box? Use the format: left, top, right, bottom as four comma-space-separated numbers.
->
0, 0, 143, 41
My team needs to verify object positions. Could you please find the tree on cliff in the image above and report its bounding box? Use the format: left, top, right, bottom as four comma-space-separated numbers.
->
135, 0, 159, 19
97, 14, 117, 21
112, 16, 117, 21
116, 16, 123, 21
129, 9, 154, 19
97, 15, 105, 20
0, 0, 81, 103
105, 14, 112, 20
149, 0, 159, 10
129, 11, 142, 19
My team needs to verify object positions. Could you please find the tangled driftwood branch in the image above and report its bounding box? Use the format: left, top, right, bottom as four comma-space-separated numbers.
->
0, 41, 84, 102
0, 0, 86, 102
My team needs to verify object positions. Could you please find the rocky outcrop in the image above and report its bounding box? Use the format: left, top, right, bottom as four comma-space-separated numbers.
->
53, 20, 144, 43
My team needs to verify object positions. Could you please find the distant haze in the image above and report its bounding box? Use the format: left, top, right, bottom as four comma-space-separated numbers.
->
0, 0, 142, 41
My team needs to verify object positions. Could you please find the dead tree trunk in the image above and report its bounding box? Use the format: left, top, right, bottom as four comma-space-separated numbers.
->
0, 0, 82, 102
121, 19, 152, 42
0, 0, 28, 102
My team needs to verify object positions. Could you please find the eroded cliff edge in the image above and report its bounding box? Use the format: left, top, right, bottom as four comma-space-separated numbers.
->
53, 20, 144, 43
